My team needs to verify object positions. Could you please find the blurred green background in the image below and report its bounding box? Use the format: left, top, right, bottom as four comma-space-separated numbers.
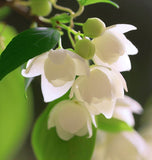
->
0, 0, 152, 159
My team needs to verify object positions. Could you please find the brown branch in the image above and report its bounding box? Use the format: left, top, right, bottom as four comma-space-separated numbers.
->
0, 0, 51, 27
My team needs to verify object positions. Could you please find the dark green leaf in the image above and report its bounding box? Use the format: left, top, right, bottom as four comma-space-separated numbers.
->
97, 114, 133, 133
32, 92, 97, 160
0, 68, 33, 159
51, 13, 71, 24
78, 0, 119, 8
0, 27, 60, 80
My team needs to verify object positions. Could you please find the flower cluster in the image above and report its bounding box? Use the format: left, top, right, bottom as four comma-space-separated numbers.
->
92, 96, 151, 160
22, 18, 138, 141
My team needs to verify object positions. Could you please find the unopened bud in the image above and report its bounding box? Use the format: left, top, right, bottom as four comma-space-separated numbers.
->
83, 18, 106, 38
30, 0, 52, 16
75, 39, 95, 60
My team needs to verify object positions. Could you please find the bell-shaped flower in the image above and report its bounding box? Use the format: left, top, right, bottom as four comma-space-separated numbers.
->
92, 130, 150, 160
22, 49, 89, 102
70, 66, 127, 118
92, 22, 138, 72
48, 100, 94, 141
113, 95, 143, 126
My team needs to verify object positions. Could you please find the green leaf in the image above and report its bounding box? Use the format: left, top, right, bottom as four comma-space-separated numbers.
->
0, 27, 60, 80
0, 68, 33, 160
0, 6, 11, 20
77, 0, 119, 8
51, 13, 71, 24
32, 93, 97, 160
97, 114, 133, 133
0, 23, 17, 54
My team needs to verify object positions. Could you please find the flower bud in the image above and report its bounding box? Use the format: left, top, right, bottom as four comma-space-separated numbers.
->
30, 0, 52, 16
83, 18, 106, 38
75, 39, 95, 60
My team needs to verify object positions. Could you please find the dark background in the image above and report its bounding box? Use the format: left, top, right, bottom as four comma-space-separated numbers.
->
3, 0, 152, 159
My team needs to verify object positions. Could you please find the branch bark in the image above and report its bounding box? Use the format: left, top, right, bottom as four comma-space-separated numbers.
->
0, 0, 51, 26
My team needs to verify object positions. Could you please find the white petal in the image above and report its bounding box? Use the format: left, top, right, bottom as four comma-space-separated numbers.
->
66, 49, 90, 75
44, 54, 75, 87
48, 49, 67, 64
91, 115, 97, 128
123, 131, 150, 158
93, 53, 131, 72
74, 69, 112, 104
85, 97, 116, 118
92, 30, 125, 64
114, 31, 138, 56
111, 54, 131, 72
93, 54, 107, 66
56, 124, 73, 141
92, 98, 116, 118
117, 95, 143, 114
113, 107, 135, 126
112, 70, 128, 97
41, 74, 73, 102
96, 66, 126, 98
48, 107, 57, 129
56, 101, 88, 134
21, 52, 48, 77
114, 69, 128, 92
107, 24, 137, 34
108, 26, 138, 55
124, 38, 138, 55
87, 120, 93, 138
73, 58, 90, 76
75, 124, 88, 136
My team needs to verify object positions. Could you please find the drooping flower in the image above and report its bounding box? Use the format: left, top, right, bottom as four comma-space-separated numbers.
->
92, 22, 138, 72
70, 66, 127, 118
113, 95, 143, 126
92, 97, 150, 160
22, 49, 89, 102
92, 130, 150, 160
48, 100, 95, 141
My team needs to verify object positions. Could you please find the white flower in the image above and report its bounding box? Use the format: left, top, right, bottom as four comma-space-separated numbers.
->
70, 66, 127, 118
92, 97, 150, 160
92, 23, 138, 72
48, 100, 94, 141
113, 95, 143, 126
22, 49, 89, 102
140, 127, 152, 160
92, 130, 150, 160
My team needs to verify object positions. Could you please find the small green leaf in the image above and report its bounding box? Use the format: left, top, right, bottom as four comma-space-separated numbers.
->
32, 92, 97, 160
0, 27, 60, 80
97, 114, 133, 133
0, 68, 33, 160
78, 0, 119, 8
51, 13, 71, 24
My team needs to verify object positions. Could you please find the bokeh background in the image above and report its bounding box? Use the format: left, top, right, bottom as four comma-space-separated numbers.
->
1, 0, 152, 159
